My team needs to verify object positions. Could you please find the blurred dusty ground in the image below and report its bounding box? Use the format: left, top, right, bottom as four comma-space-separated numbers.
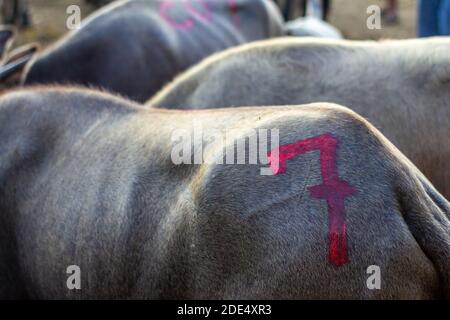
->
12, 0, 417, 49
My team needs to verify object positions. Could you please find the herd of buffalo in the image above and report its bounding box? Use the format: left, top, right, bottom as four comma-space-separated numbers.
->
0, 0, 448, 299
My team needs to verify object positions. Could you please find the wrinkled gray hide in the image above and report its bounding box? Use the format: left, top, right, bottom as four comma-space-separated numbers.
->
0, 88, 448, 299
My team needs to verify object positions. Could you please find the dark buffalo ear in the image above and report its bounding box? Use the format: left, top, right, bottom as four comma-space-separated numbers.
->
0, 26, 16, 61
0, 43, 38, 82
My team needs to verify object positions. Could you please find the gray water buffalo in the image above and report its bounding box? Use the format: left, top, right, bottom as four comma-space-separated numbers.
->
0, 87, 449, 299
149, 37, 450, 201
20, 0, 284, 102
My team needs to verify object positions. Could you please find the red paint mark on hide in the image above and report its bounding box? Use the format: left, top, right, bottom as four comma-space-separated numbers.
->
160, 0, 239, 31
227, 0, 240, 24
160, 0, 199, 31
267, 133, 356, 267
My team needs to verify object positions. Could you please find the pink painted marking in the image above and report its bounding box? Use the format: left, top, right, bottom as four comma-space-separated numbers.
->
160, 0, 195, 30
184, 0, 213, 24
160, 0, 239, 30
267, 133, 356, 267
227, 0, 240, 25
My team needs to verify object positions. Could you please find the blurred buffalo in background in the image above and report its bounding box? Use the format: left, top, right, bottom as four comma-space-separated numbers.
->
19, 0, 284, 102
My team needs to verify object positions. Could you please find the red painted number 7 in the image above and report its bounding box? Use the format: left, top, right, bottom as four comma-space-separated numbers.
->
267, 133, 357, 267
